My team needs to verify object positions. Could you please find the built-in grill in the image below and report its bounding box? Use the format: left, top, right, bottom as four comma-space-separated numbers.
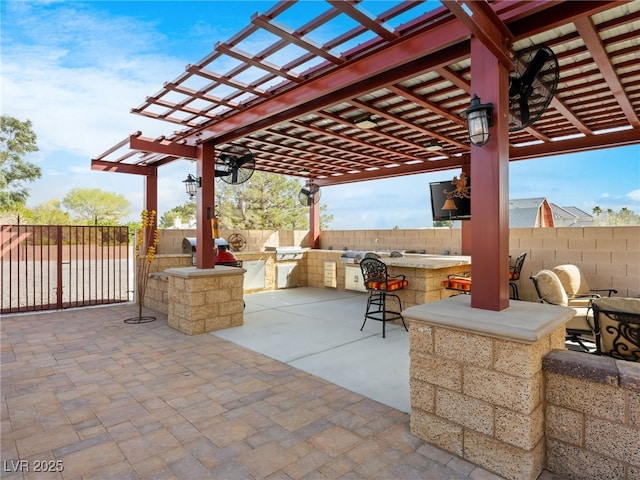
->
181, 237, 242, 267
339, 250, 368, 263
339, 250, 404, 263
264, 246, 304, 261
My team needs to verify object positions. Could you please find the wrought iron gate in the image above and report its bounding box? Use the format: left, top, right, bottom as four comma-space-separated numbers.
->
1, 225, 131, 314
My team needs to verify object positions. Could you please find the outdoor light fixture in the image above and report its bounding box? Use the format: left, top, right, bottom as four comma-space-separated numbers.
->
183, 174, 201, 198
353, 116, 378, 129
465, 94, 493, 147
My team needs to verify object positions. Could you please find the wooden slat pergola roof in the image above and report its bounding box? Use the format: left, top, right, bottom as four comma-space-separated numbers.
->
91, 0, 640, 187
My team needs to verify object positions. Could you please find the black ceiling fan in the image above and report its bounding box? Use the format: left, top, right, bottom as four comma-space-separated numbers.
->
299, 182, 321, 207
215, 145, 255, 185
508, 44, 560, 132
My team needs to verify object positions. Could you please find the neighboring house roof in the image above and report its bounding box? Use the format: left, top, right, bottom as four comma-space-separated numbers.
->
509, 198, 554, 228
508, 198, 593, 227
550, 204, 594, 227
509, 198, 547, 209
509, 207, 543, 228
561, 206, 593, 218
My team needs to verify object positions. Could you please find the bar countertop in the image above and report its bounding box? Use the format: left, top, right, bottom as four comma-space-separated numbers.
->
383, 254, 471, 270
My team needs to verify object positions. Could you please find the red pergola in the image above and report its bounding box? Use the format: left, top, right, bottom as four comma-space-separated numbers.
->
92, 0, 640, 311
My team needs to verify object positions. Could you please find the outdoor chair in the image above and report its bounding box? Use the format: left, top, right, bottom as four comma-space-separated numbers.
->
592, 297, 640, 362
508, 252, 527, 300
530, 269, 598, 351
359, 257, 408, 338
552, 264, 617, 307
443, 253, 526, 299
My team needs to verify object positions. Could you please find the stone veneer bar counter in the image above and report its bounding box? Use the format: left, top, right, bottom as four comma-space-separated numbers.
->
403, 295, 574, 480
383, 254, 471, 309
164, 266, 245, 335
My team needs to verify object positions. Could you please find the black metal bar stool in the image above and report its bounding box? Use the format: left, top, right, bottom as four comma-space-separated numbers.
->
359, 258, 409, 338
508, 252, 527, 300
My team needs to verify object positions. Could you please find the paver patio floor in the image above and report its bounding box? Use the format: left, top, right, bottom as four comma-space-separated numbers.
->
1, 295, 566, 479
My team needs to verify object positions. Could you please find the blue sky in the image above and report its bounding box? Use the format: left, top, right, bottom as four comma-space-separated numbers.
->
2, 0, 639, 229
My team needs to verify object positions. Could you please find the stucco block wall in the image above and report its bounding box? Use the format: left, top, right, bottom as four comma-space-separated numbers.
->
321, 226, 638, 300
153, 226, 639, 300
156, 229, 309, 255
512, 226, 640, 300
543, 350, 640, 480
321, 228, 463, 255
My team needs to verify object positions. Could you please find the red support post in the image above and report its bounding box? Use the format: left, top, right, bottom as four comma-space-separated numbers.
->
460, 163, 472, 255
309, 198, 320, 249
196, 142, 216, 269
469, 36, 510, 311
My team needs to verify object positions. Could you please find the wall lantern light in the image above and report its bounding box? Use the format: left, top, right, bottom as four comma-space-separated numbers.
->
465, 94, 494, 147
183, 174, 201, 198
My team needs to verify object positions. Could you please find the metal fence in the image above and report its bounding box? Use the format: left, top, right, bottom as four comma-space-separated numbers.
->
1, 225, 131, 314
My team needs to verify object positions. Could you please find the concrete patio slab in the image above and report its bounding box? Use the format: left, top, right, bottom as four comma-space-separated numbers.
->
213, 288, 411, 412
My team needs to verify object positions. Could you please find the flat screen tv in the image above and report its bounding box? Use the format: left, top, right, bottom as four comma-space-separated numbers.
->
430, 176, 471, 221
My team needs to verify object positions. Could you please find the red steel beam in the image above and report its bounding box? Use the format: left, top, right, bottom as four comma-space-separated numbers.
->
90, 160, 155, 176
574, 15, 640, 128
129, 134, 198, 159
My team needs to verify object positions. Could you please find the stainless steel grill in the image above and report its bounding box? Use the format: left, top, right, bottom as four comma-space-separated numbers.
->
265, 246, 304, 261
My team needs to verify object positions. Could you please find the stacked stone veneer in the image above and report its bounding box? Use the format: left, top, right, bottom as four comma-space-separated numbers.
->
543, 350, 640, 480
405, 296, 569, 480
165, 267, 245, 335
144, 255, 192, 314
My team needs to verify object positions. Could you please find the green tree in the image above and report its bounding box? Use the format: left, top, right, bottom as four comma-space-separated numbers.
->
62, 188, 130, 225
23, 199, 71, 225
433, 219, 453, 228
159, 200, 197, 228
216, 172, 309, 229
603, 207, 640, 225
158, 173, 333, 230
0, 115, 41, 211
319, 205, 334, 230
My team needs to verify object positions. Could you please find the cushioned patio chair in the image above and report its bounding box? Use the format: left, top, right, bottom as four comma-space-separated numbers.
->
530, 269, 598, 351
592, 297, 640, 361
552, 264, 617, 307
508, 252, 527, 300
359, 257, 408, 338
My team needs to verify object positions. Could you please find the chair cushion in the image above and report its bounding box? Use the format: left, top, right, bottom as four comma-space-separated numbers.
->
553, 264, 590, 297
567, 297, 594, 309
534, 270, 568, 306
593, 298, 640, 361
566, 306, 594, 332
445, 276, 472, 291
365, 278, 408, 291
594, 297, 640, 314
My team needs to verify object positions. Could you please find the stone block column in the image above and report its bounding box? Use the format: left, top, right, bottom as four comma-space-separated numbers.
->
403, 295, 573, 480
165, 266, 245, 335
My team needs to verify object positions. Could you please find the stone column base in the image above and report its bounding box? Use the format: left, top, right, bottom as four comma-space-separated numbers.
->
404, 295, 573, 480
165, 266, 245, 335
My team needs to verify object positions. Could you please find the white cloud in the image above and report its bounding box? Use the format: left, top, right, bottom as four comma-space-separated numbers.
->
627, 189, 640, 202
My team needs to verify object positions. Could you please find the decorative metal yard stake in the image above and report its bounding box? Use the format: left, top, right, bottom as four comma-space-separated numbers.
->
125, 210, 159, 324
